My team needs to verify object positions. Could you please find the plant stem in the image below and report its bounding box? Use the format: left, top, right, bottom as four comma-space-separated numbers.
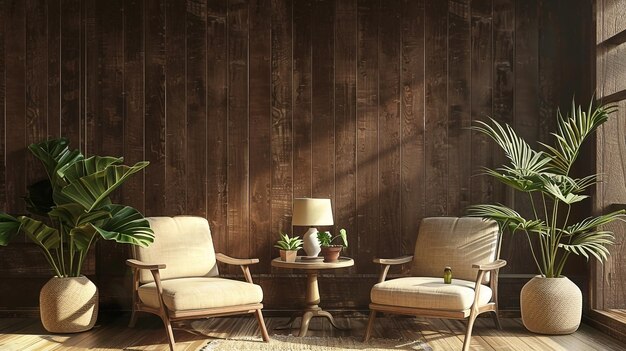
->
59, 225, 67, 276
529, 193, 539, 220
40, 246, 63, 277
548, 200, 560, 277
555, 251, 570, 277
524, 229, 544, 276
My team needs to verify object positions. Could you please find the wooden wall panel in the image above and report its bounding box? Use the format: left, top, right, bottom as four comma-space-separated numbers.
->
249, 0, 272, 272
333, 0, 357, 262
0, 0, 595, 313
400, 0, 425, 256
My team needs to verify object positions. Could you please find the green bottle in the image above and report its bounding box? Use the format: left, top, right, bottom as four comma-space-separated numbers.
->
444, 266, 452, 284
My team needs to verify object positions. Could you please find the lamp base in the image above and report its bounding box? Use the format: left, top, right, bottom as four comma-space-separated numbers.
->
302, 228, 321, 257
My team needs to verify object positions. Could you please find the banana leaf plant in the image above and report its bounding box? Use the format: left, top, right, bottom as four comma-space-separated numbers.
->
0, 138, 154, 277
467, 99, 625, 278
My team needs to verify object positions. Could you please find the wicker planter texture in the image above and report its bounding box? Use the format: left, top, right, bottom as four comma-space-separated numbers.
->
39, 276, 99, 333
520, 276, 582, 335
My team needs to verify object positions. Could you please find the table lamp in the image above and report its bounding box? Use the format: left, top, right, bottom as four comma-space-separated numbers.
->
292, 198, 334, 257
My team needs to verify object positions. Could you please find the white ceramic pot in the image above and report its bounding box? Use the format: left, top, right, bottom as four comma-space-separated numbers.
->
39, 276, 98, 333
520, 275, 582, 334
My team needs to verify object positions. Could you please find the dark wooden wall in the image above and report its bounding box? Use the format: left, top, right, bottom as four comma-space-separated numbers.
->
0, 0, 593, 313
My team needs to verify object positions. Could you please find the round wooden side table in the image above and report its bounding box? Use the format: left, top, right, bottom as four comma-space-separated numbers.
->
271, 256, 354, 337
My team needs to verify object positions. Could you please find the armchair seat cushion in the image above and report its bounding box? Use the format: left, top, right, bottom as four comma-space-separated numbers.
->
371, 277, 492, 311
138, 277, 263, 311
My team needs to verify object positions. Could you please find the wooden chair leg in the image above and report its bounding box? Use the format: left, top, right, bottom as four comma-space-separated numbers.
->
363, 310, 377, 342
255, 309, 270, 342
160, 314, 176, 351
492, 309, 502, 330
462, 311, 478, 351
128, 308, 138, 328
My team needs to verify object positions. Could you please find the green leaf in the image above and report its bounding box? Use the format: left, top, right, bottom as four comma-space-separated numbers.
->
69, 224, 98, 251
0, 213, 22, 246
466, 204, 546, 234
92, 205, 154, 247
17, 216, 60, 250
339, 228, 348, 247
564, 210, 626, 236
559, 231, 615, 262
542, 100, 616, 174
60, 159, 149, 211
28, 138, 84, 183
472, 119, 551, 176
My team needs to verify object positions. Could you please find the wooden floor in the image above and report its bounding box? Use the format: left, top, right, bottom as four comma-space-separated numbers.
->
0, 313, 625, 350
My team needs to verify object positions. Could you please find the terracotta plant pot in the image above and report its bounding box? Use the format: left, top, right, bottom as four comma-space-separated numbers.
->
521, 275, 582, 334
320, 246, 342, 263
279, 249, 298, 262
40, 275, 99, 333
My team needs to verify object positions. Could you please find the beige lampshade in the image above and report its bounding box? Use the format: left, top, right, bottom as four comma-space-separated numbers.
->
292, 198, 334, 226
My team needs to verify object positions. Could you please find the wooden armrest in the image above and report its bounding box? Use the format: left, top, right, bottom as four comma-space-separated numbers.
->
216, 253, 259, 266
126, 259, 166, 270
472, 259, 507, 271
373, 255, 413, 265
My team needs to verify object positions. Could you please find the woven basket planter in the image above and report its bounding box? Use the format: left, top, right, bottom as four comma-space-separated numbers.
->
520, 276, 581, 334
40, 276, 98, 333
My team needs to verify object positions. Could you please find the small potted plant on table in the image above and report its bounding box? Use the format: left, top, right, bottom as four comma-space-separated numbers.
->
317, 229, 348, 263
275, 233, 303, 262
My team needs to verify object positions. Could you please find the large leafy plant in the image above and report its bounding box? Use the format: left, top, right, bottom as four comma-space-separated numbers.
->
0, 138, 154, 277
468, 100, 625, 278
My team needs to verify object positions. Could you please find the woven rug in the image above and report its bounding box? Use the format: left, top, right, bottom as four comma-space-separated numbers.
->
189, 320, 433, 351
198, 336, 432, 351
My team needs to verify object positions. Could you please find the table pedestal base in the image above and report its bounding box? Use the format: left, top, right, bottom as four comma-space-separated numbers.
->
274, 271, 349, 336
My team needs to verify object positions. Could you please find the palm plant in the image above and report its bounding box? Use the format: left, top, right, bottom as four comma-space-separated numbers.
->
467, 100, 625, 278
0, 138, 154, 277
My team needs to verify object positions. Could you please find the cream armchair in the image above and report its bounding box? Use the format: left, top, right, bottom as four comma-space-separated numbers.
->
126, 216, 269, 350
364, 217, 506, 351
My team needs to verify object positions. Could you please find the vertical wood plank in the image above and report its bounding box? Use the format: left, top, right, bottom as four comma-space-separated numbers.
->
123, 0, 145, 213
249, 0, 272, 271
424, 0, 448, 216
93, 0, 126, 298
84, 0, 96, 155
311, 0, 335, 201
400, 0, 425, 255
509, 0, 539, 273
0, 0, 6, 209
186, 0, 207, 217
227, 0, 250, 262
493, 0, 515, 241
378, 0, 401, 258
60, 0, 81, 150
292, 0, 312, 199
144, 0, 166, 217
206, 0, 228, 253
356, 0, 379, 272
95, 0, 124, 177
270, 0, 293, 248
5, 0, 26, 214
334, 0, 357, 259
537, 0, 557, 143
25, 0, 48, 187
496, 0, 527, 274
165, 0, 187, 215
469, 0, 493, 205
447, 0, 471, 216
47, 0, 61, 138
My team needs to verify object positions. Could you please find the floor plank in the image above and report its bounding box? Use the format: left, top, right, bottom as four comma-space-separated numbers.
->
0, 315, 624, 350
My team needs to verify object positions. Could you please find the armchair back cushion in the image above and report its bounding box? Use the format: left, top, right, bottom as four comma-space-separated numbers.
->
132, 216, 219, 284
411, 217, 499, 282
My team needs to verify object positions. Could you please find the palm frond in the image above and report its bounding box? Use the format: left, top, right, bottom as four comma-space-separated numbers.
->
472, 119, 551, 176
559, 231, 614, 261
543, 99, 616, 174
564, 210, 626, 236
